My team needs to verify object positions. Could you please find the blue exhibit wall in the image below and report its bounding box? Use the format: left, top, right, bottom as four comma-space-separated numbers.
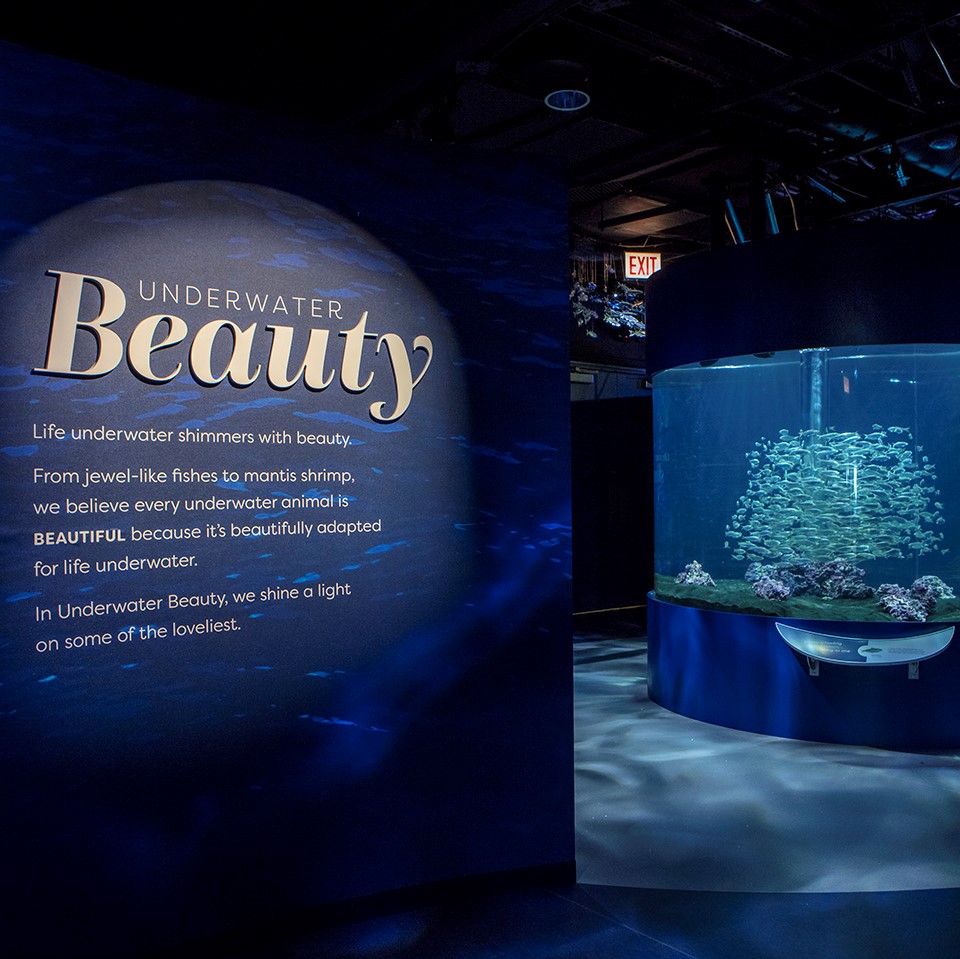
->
0, 43, 573, 958
571, 396, 654, 613
644, 221, 960, 375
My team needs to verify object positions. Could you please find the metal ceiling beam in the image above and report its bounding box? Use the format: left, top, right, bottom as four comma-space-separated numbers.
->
711, 7, 960, 118
598, 202, 689, 229
826, 180, 960, 223
802, 108, 960, 172
556, 5, 960, 189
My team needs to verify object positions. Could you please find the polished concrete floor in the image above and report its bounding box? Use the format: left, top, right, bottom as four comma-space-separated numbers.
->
574, 620, 960, 894
207, 612, 960, 959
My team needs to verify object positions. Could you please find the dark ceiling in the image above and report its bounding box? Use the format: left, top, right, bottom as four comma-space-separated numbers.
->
5, 1, 960, 268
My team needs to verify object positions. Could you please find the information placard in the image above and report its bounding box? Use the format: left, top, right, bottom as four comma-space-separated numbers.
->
4, 181, 467, 680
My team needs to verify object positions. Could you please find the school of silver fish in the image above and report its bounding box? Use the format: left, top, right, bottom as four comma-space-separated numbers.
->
725, 425, 945, 565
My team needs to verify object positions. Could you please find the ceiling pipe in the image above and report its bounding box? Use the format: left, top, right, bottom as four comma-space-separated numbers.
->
725, 199, 746, 243
766, 192, 781, 235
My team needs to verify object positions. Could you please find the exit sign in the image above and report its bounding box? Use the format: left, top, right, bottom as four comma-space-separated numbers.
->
624, 251, 662, 279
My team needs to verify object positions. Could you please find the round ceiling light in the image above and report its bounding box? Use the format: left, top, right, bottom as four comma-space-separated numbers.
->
540, 59, 590, 112
544, 88, 591, 111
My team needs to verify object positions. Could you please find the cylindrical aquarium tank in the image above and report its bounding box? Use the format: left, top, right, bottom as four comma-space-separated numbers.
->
655, 344, 959, 621
645, 224, 960, 749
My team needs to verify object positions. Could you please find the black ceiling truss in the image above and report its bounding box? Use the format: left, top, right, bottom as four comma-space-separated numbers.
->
3, 1, 960, 265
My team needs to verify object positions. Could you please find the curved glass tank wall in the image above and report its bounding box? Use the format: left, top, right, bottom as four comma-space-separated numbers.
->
654, 344, 960, 625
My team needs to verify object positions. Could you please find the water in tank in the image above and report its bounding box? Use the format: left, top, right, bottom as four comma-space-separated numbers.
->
653, 344, 960, 623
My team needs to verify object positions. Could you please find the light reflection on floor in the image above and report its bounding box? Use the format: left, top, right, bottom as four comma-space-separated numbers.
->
574, 621, 960, 893
182, 614, 960, 958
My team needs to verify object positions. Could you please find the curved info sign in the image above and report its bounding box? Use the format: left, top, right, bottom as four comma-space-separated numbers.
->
776, 622, 955, 666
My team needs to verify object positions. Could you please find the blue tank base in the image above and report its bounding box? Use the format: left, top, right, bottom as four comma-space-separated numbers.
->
647, 592, 960, 750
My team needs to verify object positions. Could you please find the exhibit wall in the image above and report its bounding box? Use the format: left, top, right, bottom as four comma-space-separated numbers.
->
0, 43, 574, 958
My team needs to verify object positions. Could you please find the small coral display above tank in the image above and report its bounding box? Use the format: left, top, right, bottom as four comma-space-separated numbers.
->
653, 345, 960, 622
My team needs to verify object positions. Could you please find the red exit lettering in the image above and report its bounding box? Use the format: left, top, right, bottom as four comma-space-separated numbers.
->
624, 252, 662, 279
